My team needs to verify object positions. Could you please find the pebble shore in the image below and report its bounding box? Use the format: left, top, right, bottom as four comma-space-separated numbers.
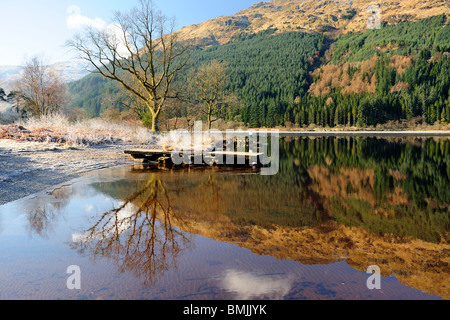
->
0, 138, 141, 205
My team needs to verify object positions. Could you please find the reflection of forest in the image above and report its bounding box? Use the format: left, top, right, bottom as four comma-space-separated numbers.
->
281, 137, 450, 244
276, 137, 450, 299
89, 136, 449, 298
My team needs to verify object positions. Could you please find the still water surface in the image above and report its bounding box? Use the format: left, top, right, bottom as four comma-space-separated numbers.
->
0, 136, 448, 300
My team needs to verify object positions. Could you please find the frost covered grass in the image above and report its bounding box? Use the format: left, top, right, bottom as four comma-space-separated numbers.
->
18, 113, 158, 147
15, 113, 219, 150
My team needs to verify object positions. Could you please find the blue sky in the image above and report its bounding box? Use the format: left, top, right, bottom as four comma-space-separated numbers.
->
0, 0, 262, 66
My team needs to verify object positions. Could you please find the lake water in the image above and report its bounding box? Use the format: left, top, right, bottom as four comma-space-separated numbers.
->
0, 136, 448, 300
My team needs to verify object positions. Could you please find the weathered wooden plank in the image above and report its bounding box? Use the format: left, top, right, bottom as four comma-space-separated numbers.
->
125, 149, 263, 157
124, 149, 264, 167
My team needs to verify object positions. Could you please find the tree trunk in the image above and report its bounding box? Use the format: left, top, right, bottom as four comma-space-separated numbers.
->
207, 103, 213, 130
151, 113, 159, 132
149, 106, 161, 132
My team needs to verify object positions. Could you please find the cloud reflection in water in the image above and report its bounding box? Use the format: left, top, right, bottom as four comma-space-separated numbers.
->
222, 270, 294, 300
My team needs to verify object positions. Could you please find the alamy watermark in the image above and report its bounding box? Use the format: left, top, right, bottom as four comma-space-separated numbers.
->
334, 1, 382, 29
367, 5, 382, 30
366, 265, 381, 290
67, 265, 81, 290
169, 122, 280, 176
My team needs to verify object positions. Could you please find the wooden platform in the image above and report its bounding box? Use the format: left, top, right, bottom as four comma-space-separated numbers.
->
124, 149, 264, 167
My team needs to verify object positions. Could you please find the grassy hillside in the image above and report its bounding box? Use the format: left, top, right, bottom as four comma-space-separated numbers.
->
174, 0, 449, 46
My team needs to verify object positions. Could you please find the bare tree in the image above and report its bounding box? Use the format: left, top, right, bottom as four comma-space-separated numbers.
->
191, 60, 229, 130
66, 0, 189, 132
70, 175, 191, 286
160, 96, 184, 130
13, 56, 69, 118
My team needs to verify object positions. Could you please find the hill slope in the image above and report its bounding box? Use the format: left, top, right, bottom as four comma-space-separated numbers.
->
67, 1, 450, 128
175, 0, 449, 45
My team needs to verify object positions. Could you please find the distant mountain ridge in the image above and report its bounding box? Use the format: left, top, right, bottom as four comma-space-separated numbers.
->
0, 60, 91, 114
0, 60, 91, 92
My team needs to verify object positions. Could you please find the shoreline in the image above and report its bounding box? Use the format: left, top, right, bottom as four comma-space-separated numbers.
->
1, 130, 449, 206
0, 139, 140, 206
229, 130, 450, 137
277, 131, 450, 137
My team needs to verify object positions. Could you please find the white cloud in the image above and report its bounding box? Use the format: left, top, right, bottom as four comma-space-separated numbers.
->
66, 5, 132, 58
84, 204, 94, 213
66, 5, 108, 30
222, 270, 293, 300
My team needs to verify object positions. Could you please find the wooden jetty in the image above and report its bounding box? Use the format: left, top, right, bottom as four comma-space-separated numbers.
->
124, 149, 264, 167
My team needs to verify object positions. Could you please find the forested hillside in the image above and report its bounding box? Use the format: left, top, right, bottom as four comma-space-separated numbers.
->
67, 73, 118, 119
68, 14, 450, 128
177, 29, 324, 127
68, 28, 324, 122
300, 14, 450, 127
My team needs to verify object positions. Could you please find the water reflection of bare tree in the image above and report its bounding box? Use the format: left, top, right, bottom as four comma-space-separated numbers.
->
26, 188, 72, 237
26, 206, 59, 238
71, 175, 191, 287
